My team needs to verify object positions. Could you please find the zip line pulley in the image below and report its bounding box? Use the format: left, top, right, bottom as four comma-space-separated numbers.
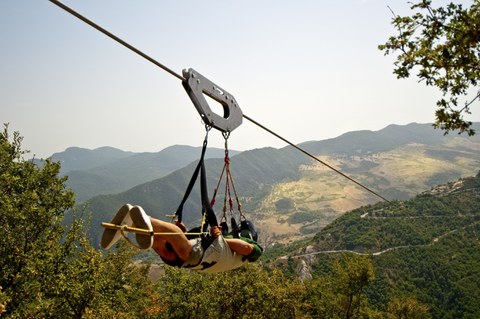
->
182, 68, 243, 133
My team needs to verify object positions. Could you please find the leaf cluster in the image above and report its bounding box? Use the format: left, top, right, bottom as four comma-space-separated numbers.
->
379, 0, 480, 135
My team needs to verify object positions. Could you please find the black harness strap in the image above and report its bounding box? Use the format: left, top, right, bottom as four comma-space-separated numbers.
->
175, 138, 207, 223
175, 129, 218, 229
200, 160, 218, 227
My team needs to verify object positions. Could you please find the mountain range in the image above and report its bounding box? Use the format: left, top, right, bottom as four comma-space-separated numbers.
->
50, 122, 480, 247
50, 145, 239, 202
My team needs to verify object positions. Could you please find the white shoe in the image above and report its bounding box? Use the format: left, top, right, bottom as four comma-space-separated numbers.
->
101, 203, 133, 249
130, 205, 154, 249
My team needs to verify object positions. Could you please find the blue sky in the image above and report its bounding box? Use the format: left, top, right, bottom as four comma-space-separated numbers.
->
1, 0, 478, 158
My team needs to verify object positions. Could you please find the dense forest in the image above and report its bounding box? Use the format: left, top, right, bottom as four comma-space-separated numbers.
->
1, 125, 479, 318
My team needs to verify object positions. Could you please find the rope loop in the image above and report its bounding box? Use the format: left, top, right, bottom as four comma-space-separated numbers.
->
204, 124, 212, 142
223, 131, 230, 159
222, 131, 230, 141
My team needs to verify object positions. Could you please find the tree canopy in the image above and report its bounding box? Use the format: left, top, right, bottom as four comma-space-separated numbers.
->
0, 125, 159, 317
379, 0, 480, 135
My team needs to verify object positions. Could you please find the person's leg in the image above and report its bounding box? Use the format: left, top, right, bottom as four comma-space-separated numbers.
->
129, 206, 192, 261
150, 218, 192, 261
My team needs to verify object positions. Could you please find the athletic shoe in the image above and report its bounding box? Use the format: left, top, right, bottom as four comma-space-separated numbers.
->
130, 205, 154, 249
101, 203, 133, 249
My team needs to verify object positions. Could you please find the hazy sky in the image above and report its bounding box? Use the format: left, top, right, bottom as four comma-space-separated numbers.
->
2, 1, 478, 158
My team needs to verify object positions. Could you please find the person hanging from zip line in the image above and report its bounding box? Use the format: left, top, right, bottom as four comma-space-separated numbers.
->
101, 203, 263, 273
100, 123, 263, 272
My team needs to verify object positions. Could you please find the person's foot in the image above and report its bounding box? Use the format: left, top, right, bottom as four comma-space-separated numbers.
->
101, 203, 133, 249
130, 205, 154, 249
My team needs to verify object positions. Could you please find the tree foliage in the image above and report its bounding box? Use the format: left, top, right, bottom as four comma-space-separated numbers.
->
303, 254, 380, 319
0, 124, 75, 315
385, 297, 431, 319
379, 0, 480, 135
156, 264, 306, 319
0, 124, 160, 318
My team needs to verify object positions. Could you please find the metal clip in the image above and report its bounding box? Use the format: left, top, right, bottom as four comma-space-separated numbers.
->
182, 68, 243, 133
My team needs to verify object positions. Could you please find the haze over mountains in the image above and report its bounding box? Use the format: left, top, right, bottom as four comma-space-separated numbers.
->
50, 122, 480, 247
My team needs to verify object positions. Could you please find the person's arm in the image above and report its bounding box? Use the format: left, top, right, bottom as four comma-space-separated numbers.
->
210, 226, 254, 256
224, 238, 254, 256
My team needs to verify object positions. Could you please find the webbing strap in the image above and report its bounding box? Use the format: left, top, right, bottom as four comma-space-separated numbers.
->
200, 160, 218, 227
175, 138, 208, 223
175, 131, 218, 228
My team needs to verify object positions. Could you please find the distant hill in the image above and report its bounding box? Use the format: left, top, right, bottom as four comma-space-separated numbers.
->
280, 172, 480, 318
50, 145, 239, 202
78, 122, 480, 247
53, 146, 134, 173
300, 122, 448, 155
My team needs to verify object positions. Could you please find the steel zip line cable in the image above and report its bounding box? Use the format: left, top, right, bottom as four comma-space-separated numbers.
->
49, 0, 391, 203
